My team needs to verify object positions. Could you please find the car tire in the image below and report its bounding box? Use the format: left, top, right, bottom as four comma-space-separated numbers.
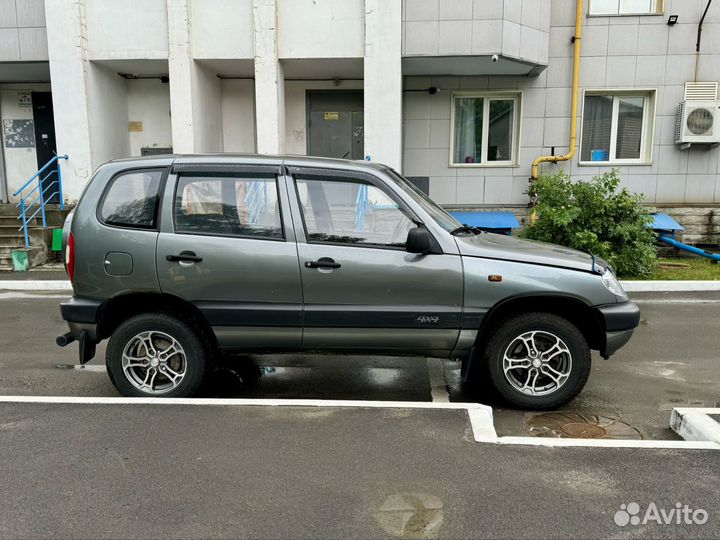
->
482, 312, 591, 410
106, 313, 209, 398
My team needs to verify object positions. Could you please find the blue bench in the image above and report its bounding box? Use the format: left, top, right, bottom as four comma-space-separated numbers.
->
448, 211, 521, 235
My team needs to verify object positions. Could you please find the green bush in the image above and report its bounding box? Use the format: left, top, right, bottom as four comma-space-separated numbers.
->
522, 170, 657, 278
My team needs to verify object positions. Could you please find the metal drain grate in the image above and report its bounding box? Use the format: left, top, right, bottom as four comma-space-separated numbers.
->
524, 412, 643, 440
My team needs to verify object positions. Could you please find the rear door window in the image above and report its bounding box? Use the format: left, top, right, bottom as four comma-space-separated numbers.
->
99, 169, 164, 228
174, 174, 284, 240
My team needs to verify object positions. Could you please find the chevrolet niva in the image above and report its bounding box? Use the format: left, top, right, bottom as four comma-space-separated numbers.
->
57, 155, 640, 409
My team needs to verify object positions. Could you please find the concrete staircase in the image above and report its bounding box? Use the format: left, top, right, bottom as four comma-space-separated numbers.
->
0, 204, 65, 272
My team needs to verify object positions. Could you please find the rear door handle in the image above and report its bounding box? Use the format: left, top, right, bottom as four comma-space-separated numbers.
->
166, 251, 203, 263
305, 257, 341, 269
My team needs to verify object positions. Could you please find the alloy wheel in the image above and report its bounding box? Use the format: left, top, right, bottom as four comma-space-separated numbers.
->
502, 330, 572, 396
121, 330, 187, 395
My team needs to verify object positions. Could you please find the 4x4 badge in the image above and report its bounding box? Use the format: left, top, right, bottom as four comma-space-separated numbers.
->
417, 315, 440, 324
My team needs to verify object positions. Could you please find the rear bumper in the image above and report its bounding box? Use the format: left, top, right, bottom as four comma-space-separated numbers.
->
59, 297, 102, 363
595, 301, 641, 358
60, 296, 102, 325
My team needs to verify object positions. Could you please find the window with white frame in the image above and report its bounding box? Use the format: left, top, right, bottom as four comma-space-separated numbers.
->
580, 91, 655, 164
450, 93, 519, 166
589, 0, 663, 15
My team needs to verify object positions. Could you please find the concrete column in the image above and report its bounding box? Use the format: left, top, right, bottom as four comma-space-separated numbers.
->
364, 0, 402, 170
253, 0, 284, 155
44, 0, 93, 202
166, 0, 195, 153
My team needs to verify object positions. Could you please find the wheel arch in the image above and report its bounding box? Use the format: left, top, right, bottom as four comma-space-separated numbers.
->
96, 292, 218, 351
475, 294, 605, 353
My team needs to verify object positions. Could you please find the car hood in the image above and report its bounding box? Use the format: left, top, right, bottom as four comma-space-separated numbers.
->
454, 233, 596, 272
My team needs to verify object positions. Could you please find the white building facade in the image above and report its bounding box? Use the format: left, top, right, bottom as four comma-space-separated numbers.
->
1, 0, 719, 241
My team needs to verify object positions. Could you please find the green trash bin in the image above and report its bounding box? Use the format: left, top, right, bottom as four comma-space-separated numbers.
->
51, 228, 63, 252
51, 228, 63, 262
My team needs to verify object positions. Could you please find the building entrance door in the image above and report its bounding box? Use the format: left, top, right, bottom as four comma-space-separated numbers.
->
32, 92, 58, 202
307, 91, 364, 160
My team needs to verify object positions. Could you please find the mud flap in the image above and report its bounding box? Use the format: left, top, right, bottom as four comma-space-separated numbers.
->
78, 330, 96, 365
461, 346, 478, 386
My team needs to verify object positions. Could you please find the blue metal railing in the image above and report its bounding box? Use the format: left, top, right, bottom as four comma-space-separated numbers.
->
13, 155, 68, 248
245, 180, 268, 225
355, 184, 368, 231
354, 185, 399, 232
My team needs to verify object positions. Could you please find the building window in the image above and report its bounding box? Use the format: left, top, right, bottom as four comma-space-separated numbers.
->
450, 93, 519, 166
589, 0, 663, 15
580, 91, 655, 164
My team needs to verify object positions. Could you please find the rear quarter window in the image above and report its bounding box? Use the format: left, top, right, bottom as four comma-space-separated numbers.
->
98, 169, 164, 228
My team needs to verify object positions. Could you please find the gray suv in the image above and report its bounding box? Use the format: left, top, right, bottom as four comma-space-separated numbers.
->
58, 155, 640, 409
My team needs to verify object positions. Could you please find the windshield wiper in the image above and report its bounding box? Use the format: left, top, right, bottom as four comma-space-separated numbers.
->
450, 224, 483, 236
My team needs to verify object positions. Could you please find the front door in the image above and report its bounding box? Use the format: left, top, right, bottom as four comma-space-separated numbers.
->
307, 91, 364, 160
286, 169, 464, 356
32, 92, 58, 202
156, 165, 303, 350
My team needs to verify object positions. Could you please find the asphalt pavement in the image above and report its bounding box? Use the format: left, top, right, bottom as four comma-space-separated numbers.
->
0, 290, 718, 538
0, 402, 718, 539
0, 291, 717, 439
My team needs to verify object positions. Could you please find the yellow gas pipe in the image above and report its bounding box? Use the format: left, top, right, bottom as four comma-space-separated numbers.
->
529, 0, 584, 218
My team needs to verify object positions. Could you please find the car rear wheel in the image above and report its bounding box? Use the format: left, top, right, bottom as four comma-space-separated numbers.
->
106, 313, 209, 397
483, 312, 591, 410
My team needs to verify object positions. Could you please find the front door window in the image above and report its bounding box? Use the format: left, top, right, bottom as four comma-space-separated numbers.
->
295, 177, 415, 249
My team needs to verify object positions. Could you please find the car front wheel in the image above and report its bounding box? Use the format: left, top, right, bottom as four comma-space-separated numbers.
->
106, 313, 209, 397
483, 312, 591, 410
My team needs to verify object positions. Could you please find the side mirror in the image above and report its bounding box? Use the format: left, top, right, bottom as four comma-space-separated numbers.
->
406, 227, 434, 254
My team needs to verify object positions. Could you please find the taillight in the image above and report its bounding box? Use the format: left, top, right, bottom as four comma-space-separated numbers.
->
65, 232, 75, 282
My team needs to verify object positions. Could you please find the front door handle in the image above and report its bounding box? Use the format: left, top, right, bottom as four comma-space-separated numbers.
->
166, 251, 203, 263
305, 257, 341, 269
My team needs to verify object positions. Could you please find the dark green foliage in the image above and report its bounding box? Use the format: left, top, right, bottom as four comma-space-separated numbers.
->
523, 170, 657, 277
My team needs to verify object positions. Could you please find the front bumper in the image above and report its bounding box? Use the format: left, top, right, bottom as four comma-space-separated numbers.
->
59, 297, 103, 363
596, 301, 641, 358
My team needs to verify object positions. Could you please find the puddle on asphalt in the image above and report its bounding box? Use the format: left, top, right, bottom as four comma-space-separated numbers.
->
374, 492, 444, 539
524, 412, 643, 440
55, 363, 106, 372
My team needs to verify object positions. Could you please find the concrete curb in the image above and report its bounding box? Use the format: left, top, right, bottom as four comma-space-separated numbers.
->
0, 279, 718, 293
671, 408, 720, 445
621, 280, 720, 292
0, 280, 72, 291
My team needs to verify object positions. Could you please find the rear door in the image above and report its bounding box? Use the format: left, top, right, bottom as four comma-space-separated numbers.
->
285, 167, 464, 356
156, 164, 303, 350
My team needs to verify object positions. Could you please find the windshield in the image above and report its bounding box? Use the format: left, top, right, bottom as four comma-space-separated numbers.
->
384, 169, 462, 232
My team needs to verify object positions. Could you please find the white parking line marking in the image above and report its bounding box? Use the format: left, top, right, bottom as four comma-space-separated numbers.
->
496, 437, 720, 449
427, 358, 449, 402
467, 406, 497, 443
634, 299, 720, 304
0, 395, 717, 450
0, 394, 485, 410
0, 292, 70, 300
621, 280, 720, 292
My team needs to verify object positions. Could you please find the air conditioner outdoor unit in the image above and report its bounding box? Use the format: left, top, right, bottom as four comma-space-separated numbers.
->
674, 100, 720, 145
